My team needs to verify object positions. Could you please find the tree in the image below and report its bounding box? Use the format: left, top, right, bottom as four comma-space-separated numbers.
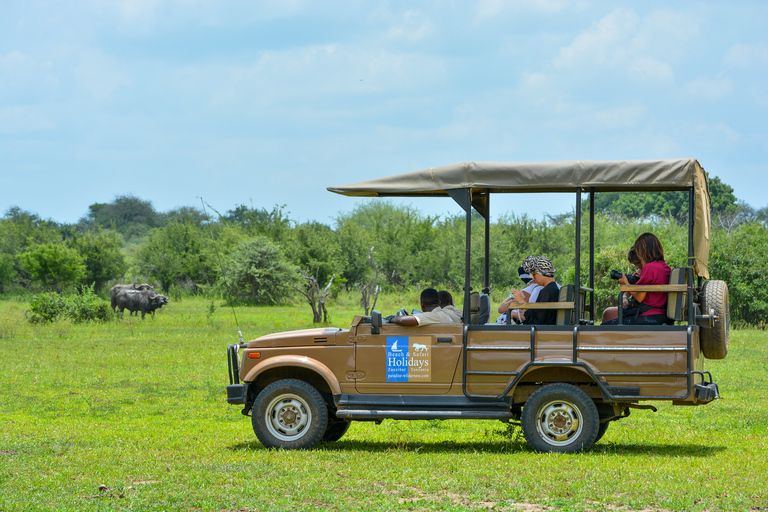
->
223, 204, 292, 242
285, 221, 339, 288
161, 206, 210, 226
68, 230, 127, 293
137, 222, 214, 293
18, 243, 86, 292
219, 237, 295, 305
293, 268, 335, 323
82, 195, 160, 239
585, 174, 737, 223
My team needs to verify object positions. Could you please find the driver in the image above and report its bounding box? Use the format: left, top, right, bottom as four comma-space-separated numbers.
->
389, 288, 461, 326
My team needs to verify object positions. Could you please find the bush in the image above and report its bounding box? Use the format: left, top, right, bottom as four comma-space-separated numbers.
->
28, 289, 113, 324
220, 237, 295, 305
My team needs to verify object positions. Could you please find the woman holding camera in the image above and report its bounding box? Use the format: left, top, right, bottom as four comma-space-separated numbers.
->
602, 232, 671, 325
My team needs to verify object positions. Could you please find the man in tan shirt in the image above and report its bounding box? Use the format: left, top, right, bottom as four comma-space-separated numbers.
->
389, 288, 461, 326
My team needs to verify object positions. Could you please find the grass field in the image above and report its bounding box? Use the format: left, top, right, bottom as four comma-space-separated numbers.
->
1, 296, 766, 511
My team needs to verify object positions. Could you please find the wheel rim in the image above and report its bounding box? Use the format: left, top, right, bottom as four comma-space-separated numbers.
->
535, 400, 583, 446
264, 393, 312, 442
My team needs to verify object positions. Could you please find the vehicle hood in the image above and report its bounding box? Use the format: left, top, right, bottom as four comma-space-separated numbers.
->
247, 327, 345, 348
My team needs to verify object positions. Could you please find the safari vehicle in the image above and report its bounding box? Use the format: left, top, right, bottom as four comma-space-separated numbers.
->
226, 159, 728, 453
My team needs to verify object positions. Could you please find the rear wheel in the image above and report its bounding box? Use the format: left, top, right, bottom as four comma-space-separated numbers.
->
700, 280, 729, 360
521, 383, 599, 453
322, 420, 352, 443
252, 379, 328, 450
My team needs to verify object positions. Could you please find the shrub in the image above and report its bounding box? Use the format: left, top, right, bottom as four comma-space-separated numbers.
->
220, 237, 295, 305
28, 289, 113, 324
28, 292, 68, 323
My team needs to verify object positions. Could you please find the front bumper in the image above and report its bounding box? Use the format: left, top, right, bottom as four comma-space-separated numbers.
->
227, 343, 248, 405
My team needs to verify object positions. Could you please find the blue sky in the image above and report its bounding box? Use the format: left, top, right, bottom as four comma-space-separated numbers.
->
2, 1, 766, 226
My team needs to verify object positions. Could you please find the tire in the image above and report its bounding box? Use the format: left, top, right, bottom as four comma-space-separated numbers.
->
322, 420, 352, 443
521, 383, 599, 454
700, 280, 729, 360
252, 379, 328, 450
594, 421, 609, 443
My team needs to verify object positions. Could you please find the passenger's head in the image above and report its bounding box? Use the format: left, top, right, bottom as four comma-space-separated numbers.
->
517, 265, 532, 285
627, 247, 641, 268
420, 288, 440, 310
523, 256, 555, 278
437, 290, 454, 308
633, 232, 664, 264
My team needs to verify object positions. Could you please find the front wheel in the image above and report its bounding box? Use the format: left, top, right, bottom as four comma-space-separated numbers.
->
252, 379, 328, 450
322, 420, 352, 443
521, 383, 599, 453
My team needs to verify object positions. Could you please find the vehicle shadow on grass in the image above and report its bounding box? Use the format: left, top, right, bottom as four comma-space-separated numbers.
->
228, 440, 726, 457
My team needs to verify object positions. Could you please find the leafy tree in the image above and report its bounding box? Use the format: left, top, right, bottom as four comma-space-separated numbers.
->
0, 207, 61, 254
223, 204, 292, 242
709, 223, 768, 325
586, 175, 737, 223
0, 253, 16, 292
136, 222, 214, 293
82, 195, 160, 239
161, 206, 210, 226
18, 243, 86, 292
285, 221, 340, 288
67, 230, 127, 292
220, 237, 295, 305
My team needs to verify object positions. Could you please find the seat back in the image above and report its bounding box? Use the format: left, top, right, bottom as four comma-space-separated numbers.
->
556, 285, 574, 325
666, 267, 691, 322
555, 285, 589, 325
478, 294, 491, 324
468, 291, 480, 324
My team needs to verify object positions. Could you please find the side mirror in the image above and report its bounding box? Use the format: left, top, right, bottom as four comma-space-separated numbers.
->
371, 310, 382, 335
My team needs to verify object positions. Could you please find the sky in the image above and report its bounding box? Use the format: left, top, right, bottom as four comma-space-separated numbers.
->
1, 0, 766, 227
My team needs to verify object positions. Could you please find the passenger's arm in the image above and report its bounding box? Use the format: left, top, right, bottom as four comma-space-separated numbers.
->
618, 274, 647, 303
389, 315, 419, 326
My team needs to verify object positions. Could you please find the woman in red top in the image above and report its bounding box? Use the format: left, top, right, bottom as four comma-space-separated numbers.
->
604, 232, 671, 325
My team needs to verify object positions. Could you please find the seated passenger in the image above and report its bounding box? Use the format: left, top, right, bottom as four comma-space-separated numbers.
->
516, 256, 560, 325
438, 290, 463, 323
601, 247, 641, 323
602, 232, 671, 325
389, 288, 460, 326
496, 264, 543, 324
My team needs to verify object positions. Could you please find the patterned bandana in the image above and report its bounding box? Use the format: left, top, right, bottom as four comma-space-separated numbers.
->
523, 256, 555, 277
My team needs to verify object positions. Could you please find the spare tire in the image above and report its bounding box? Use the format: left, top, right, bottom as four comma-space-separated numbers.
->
700, 280, 729, 360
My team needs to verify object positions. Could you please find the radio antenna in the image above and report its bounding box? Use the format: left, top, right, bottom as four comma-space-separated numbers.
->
199, 197, 244, 345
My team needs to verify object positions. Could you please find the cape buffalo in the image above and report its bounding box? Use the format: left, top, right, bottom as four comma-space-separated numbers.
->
110, 283, 153, 312
113, 289, 169, 319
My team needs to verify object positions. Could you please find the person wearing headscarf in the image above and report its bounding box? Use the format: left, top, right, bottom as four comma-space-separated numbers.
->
496, 264, 543, 324
509, 256, 560, 325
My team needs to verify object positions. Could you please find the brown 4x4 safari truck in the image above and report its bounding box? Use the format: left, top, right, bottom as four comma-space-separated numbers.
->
226, 159, 729, 453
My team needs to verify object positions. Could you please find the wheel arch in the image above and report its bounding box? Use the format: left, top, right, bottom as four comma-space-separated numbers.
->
508, 363, 602, 401
243, 355, 342, 400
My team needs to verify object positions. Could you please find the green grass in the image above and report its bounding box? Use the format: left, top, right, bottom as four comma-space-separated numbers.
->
1, 296, 766, 511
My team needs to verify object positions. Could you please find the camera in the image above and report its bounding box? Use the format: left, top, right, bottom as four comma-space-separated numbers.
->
610, 269, 638, 284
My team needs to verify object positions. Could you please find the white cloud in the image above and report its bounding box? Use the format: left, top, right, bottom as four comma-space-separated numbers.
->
681, 74, 734, 102
553, 9, 639, 69
73, 49, 132, 101
0, 106, 55, 134
0, 51, 27, 67
474, 0, 571, 22
551, 8, 697, 85
723, 43, 768, 68
385, 10, 433, 43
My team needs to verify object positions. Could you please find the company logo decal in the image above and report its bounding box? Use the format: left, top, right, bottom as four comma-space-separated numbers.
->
386, 336, 431, 382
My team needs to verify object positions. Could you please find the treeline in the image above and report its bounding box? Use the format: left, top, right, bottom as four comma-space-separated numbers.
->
1, 182, 767, 325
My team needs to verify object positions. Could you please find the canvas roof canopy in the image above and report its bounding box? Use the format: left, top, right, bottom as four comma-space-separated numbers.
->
328, 159, 712, 278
